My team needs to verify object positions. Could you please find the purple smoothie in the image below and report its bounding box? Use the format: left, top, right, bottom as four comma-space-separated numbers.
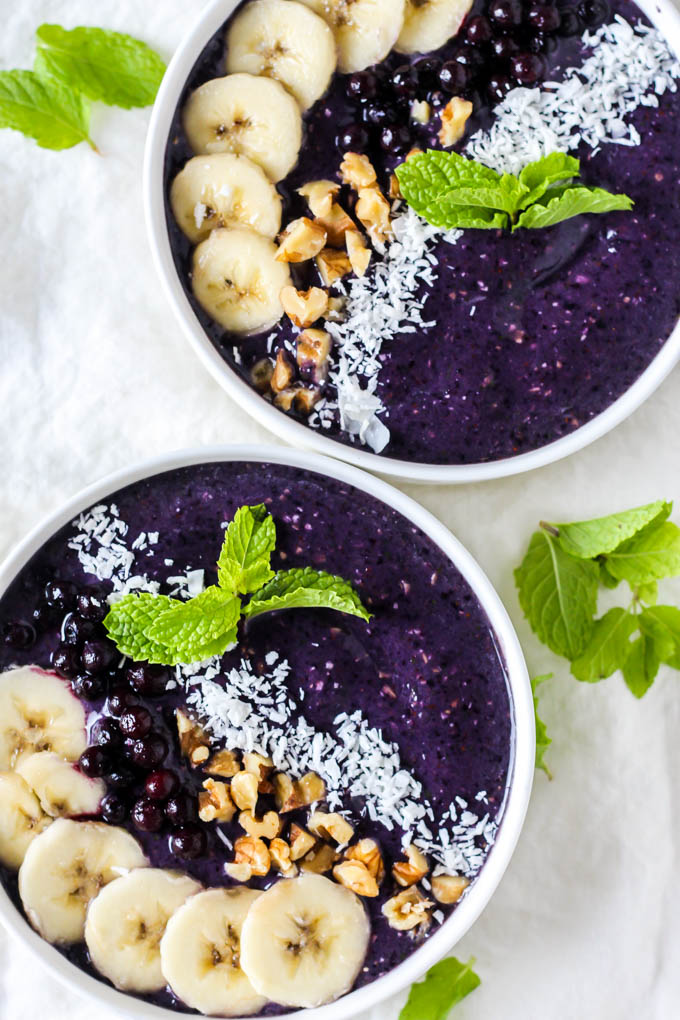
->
163, 0, 680, 465
0, 461, 512, 1013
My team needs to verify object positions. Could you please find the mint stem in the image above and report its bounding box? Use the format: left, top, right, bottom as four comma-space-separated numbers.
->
539, 521, 560, 538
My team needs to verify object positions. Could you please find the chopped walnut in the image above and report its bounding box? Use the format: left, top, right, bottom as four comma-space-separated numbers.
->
274, 771, 326, 812
239, 810, 281, 840
271, 349, 296, 394
198, 779, 236, 823
250, 358, 274, 394
316, 247, 352, 287
355, 187, 393, 248
393, 845, 429, 887
234, 835, 270, 877
308, 811, 354, 845
276, 217, 327, 263
289, 823, 316, 861
230, 771, 259, 812
333, 859, 379, 897
270, 837, 298, 877
298, 179, 340, 218
243, 752, 275, 792
411, 100, 432, 124
340, 151, 377, 190
325, 296, 346, 322
293, 387, 322, 414
300, 842, 338, 874
280, 285, 329, 329
389, 174, 402, 200
439, 97, 473, 148
296, 328, 331, 385
224, 861, 252, 883
315, 203, 355, 247
382, 886, 434, 932
345, 230, 371, 277
272, 388, 297, 411
204, 749, 241, 778
345, 838, 385, 883
297, 771, 326, 806
176, 710, 210, 768
431, 873, 470, 904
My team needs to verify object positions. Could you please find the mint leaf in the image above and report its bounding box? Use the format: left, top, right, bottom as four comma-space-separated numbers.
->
518, 152, 580, 207
218, 504, 276, 595
605, 521, 680, 584
422, 201, 508, 229
35, 24, 166, 109
395, 149, 500, 217
146, 586, 241, 663
545, 501, 671, 559
0, 69, 94, 150
622, 634, 659, 698
531, 674, 553, 778
600, 561, 620, 589
639, 605, 680, 667
516, 186, 633, 230
245, 568, 371, 623
434, 173, 527, 214
515, 530, 599, 659
570, 608, 637, 682
104, 593, 181, 664
635, 581, 658, 605
399, 957, 480, 1020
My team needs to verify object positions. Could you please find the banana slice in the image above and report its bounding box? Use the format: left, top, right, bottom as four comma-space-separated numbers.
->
240, 873, 370, 1008
182, 73, 302, 183
85, 869, 202, 993
161, 887, 267, 1016
171, 153, 282, 244
192, 227, 290, 335
16, 752, 104, 818
396, 0, 473, 53
0, 666, 88, 771
299, 0, 405, 73
226, 0, 337, 111
19, 819, 148, 944
0, 772, 52, 870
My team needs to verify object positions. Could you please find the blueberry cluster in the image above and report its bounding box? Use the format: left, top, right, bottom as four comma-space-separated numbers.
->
4, 579, 208, 862
334, 0, 610, 156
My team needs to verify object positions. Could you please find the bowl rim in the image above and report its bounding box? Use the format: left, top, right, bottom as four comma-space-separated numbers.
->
143, 0, 680, 485
0, 444, 534, 1020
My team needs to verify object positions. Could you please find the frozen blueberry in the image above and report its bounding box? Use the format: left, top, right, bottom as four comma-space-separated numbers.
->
51, 644, 80, 678
81, 638, 116, 674
466, 14, 493, 43
165, 794, 198, 826
129, 734, 169, 770
76, 592, 107, 622
2, 621, 36, 650
107, 766, 137, 790
391, 63, 419, 100
345, 69, 379, 102
380, 124, 411, 155
119, 706, 153, 740
491, 34, 521, 60
145, 769, 179, 801
413, 56, 441, 89
79, 746, 110, 778
44, 580, 76, 611
577, 0, 609, 25
126, 664, 169, 698
510, 51, 545, 83
131, 797, 164, 833
169, 825, 207, 861
558, 8, 584, 34
108, 687, 139, 717
487, 73, 513, 102
61, 612, 96, 647
439, 60, 471, 94
489, 0, 523, 28
92, 717, 121, 749
362, 103, 397, 127
336, 123, 370, 152
101, 793, 127, 825
526, 4, 562, 31
72, 672, 106, 702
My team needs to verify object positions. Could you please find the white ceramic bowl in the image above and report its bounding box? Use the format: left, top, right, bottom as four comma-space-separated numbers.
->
144, 0, 680, 485
0, 445, 532, 1020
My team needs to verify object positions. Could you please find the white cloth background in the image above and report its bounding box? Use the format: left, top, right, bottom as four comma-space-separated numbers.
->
1, 1, 679, 1018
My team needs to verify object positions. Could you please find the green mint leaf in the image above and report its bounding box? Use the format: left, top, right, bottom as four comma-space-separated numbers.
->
433, 173, 527, 214
399, 957, 481, 1020
544, 501, 671, 559
0, 69, 94, 150
245, 568, 371, 623
517, 152, 580, 208
639, 605, 680, 667
634, 581, 658, 605
516, 186, 633, 230
422, 201, 508, 229
570, 607, 637, 683
104, 593, 181, 664
600, 561, 621, 589
515, 530, 599, 660
218, 504, 277, 595
622, 634, 660, 698
395, 149, 500, 218
146, 586, 241, 663
531, 674, 553, 778
604, 521, 680, 584
35, 24, 166, 109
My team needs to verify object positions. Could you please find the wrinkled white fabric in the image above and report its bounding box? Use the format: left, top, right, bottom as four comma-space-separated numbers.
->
1, 1, 680, 1018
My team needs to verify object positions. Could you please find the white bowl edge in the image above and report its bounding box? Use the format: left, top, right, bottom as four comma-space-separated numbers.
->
0, 444, 534, 1020
143, 0, 680, 485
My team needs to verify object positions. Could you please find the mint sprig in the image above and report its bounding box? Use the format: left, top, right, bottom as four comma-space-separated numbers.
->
515, 501, 680, 699
104, 505, 372, 666
0, 70, 95, 151
395, 150, 632, 231
531, 675, 553, 779
399, 957, 481, 1020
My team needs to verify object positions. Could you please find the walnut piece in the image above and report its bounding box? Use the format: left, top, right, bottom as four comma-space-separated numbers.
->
345, 230, 371, 277
308, 811, 354, 845
316, 248, 352, 287
224, 861, 253, 883
276, 217, 327, 263
296, 328, 331, 385
300, 842, 338, 874
411, 100, 431, 124
393, 845, 429, 888
271, 349, 295, 394
198, 779, 236, 823
298, 179, 340, 218
382, 886, 434, 932
176, 710, 210, 768
204, 749, 241, 778
333, 859, 379, 897
289, 823, 316, 861
230, 771, 259, 812
315, 202, 355, 248
250, 358, 274, 394
281, 286, 329, 329
355, 187, 393, 248
340, 151, 377, 190
431, 873, 470, 904
234, 835, 270, 877
439, 97, 473, 148
345, 838, 385, 883
389, 174, 402, 200
274, 771, 326, 812
270, 837, 298, 877
292, 387, 322, 414
239, 809, 281, 840
243, 751, 275, 792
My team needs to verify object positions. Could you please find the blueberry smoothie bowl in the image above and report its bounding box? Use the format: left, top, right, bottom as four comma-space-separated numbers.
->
0, 449, 532, 1018
145, 0, 680, 481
